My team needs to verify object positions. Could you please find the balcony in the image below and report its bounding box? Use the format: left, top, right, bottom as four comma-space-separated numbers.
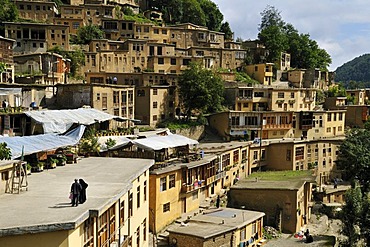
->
206, 171, 226, 185
263, 123, 292, 130
181, 180, 206, 193
304, 97, 314, 102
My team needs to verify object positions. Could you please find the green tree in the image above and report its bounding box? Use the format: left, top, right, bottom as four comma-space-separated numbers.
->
361, 195, 370, 246
151, 0, 225, 30
76, 24, 104, 45
337, 129, 370, 193
48, 46, 85, 78
0, 62, 6, 73
327, 84, 346, 97
258, 24, 287, 63
258, 5, 285, 31
341, 185, 363, 246
220, 22, 233, 40
178, 62, 224, 119
198, 0, 223, 31
181, 0, 206, 26
257, 5, 331, 70
0, 142, 11, 160
0, 0, 18, 22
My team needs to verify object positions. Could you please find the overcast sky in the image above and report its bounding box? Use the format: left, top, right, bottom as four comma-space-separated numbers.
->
213, 0, 370, 71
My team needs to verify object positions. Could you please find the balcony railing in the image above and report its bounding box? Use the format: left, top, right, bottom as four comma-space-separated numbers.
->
181, 180, 205, 193
206, 171, 226, 185
263, 123, 292, 130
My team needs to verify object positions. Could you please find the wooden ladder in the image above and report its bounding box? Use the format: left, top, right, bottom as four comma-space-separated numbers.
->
5, 161, 28, 194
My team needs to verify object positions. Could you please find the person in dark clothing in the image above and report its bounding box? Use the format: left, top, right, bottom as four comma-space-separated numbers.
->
70, 179, 82, 207
216, 195, 220, 208
79, 179, 88, 204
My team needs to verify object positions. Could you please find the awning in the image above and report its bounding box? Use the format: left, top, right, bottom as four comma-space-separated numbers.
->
114, 116, 141, 123
132, 134, 198, 151
0, 125, 85, 159
25, 108, 117, 134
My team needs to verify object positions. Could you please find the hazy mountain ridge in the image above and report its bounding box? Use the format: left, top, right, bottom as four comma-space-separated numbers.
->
335, 53, 370, 83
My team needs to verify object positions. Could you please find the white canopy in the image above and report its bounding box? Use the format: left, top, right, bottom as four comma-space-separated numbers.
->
132, 134, 198, 151
25, 108, 117, 134
97, 136, 132, 152
0, 125, 85, 159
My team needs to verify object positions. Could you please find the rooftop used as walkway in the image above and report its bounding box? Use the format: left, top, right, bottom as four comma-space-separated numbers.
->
0, 157, 154, 237
167, 208, 264, 239
232, 170, 316, 190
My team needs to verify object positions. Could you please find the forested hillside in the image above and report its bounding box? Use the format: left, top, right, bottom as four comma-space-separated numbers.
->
335, 54, 370, 85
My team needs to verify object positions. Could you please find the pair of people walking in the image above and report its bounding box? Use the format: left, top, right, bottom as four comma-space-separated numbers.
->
70, 178, 88, 207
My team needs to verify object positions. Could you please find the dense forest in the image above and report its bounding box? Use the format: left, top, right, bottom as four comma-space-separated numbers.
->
335, 54, 370, 88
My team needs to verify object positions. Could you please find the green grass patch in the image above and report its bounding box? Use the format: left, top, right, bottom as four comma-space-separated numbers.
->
157, 119, 204, 131
248, 170, 313, 181
123, 14, 156, 24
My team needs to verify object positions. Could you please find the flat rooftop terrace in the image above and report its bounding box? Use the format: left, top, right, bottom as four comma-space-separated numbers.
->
0, 157, 154, 237
232, 170, 316, 190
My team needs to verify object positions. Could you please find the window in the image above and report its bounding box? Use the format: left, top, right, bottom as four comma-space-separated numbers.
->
137, 90, 145, 97
113, 91, 119, 104
120, 200, 125, 225
254, 92, 264, 97
183, 59, 191, 65
163, 202, 170, 212
154, 29, 159, 34
253, 151, 258, 160
327, 113, 332, 121
153, 89, 158, 95
252, 222, 257, 234
222, 153, 230, 167
338, 126, 343, 131
233, 150, 239, 164
129, 192, 133, 217
278, 92, 284, 98
170, 58, 176, 65
158, 57, 164, 64
143, 219, 147, 241
137, 186, 140, 208
162, 29, 167, 34
231, 116, 240, 125
290, 92, 295, 98
102, 93, 107, 109
245, 116, 257, 125
261, 150, 266, 160
144, 181, 147, 201
136, 226, 140, 247
295, 147, 304, 160
72, 22, 80, 29
326, 127, 331, 133
153, 115, 157, 121
339, 113, 343, 121
153, 102, 158, 108
278, 104, 282, 108
286, 149, 291, 161
160, 177, 167, 191
169, 174, 175, 189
